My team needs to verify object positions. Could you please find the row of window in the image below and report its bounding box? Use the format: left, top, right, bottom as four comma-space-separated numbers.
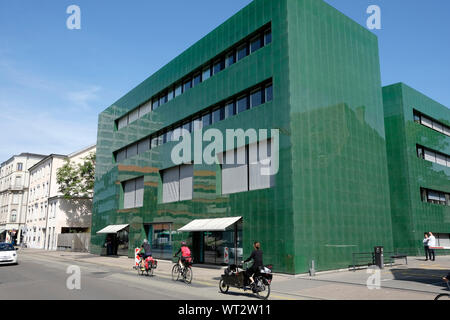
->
116, 25, 272, 130
414, 110, 450, 137
122, 139, 274, 207
115, 81, 273, 162
421, 188, 450, 206
417, 145, 450, 168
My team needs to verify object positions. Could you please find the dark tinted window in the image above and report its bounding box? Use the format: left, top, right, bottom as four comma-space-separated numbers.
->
250, 36, 262, 53
250, 89, 263, 108
226, 51, 235, 68
213, 59, 225, 75
202, 113, 212, 127
265, 84, 273, 102
202, 66, 211, 81
237, 96, 249, 113
0, 243, 14, 251
183, 122, 192, 134
264, 30, 272, 45
212, 107, 224, 123
193, 74, 201, 86
183, 79, 192, 92
237, 44, 248, 61
152, 98, 159, 110
224, 102, 235, 119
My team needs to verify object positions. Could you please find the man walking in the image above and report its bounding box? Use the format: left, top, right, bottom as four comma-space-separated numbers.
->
428, 232, 436, 261
423, 233, 430, 261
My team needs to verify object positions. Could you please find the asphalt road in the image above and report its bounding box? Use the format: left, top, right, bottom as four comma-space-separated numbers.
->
0, 253, 260, 300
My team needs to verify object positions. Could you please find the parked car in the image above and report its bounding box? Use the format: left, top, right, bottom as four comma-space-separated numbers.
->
0, 242, 19, 265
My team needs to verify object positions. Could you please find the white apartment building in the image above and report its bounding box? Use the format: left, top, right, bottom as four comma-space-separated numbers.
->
0, 153, 46, 244
25, 144, 95, 250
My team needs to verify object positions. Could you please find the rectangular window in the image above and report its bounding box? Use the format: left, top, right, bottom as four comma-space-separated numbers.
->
117, 116, 128, 130
179, 164, 194, 201
152, 98, 160, 110
139, 101, 151, 117
175, 84, 182, 97
193, 73, 201, 87
183, 79, 192, 92
249, 139, 275, 190
424, 149, 436, 162
265, 84, 273, 102
237, 95, 249, 113
436, 153, 447, 166
250, 35, 262, 53
128, 109, 139, 123
225, 51, 235, 68
202, 66, 211, 81
250, 89, 263, 108
116, 149, 127, 162
421, 116, 433, 129
138, 139, 150, 154
192, 117, 202, 131
224, 101, 235, 119
421, 188, 449, 206
173, 127, 182, 141
159, 94, 168, 106
17, 163, 23, 171
123, 177, 144, 209
151, 137, 158, 148
202, 112, 212, 127
264, 29, 272, 45
157, 135, 164, 146
167, 89, 174, 102
182, 122, 192, 134
221, 146, 248, 195
212, 107, 224, 124
213, 59, 225, 75
127, 144, 138, 158
237, 44, 248, 61
162, 167, 180, 204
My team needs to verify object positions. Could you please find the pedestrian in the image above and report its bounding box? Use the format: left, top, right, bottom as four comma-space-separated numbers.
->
428, 232, 436, 261
423, 232, 430, 261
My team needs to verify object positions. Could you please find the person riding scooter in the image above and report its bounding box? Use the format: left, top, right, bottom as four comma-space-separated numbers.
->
244, 241, 264, 291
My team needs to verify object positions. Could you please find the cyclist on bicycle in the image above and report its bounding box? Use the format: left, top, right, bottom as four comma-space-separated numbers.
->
138, 239, 152, 270
174, 241, 192, 268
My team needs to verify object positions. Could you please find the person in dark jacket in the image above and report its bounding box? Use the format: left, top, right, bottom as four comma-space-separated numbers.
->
138, 239, 152, 270
244, 241, 263, 289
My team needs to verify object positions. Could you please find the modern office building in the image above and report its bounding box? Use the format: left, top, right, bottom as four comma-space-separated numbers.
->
91, 0, 395, 274
383, 83, 450, 255
0, 153, 46, 244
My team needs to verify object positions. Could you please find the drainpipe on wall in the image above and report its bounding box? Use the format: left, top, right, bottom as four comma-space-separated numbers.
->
43, 158, 53, 250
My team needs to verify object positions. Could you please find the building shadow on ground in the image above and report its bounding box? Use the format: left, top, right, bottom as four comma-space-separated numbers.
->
389, 267, 449, 291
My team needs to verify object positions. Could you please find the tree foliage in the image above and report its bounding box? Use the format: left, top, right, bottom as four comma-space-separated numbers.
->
56, 152, 96, 199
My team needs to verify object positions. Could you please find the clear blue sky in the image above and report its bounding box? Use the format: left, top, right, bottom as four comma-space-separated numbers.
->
1, 0, 449, 162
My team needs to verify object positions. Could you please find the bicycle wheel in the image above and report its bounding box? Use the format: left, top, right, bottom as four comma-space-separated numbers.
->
255, 282, 270, 300
172, 264, 180, 281
184, 267, 193, 284
219, 279, 229, 293
148, 266, 154, 277
434, 294, 450, 300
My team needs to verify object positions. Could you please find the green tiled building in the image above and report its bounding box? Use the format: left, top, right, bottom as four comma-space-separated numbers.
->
383, 83, 450, 256
91, 0, 396, 274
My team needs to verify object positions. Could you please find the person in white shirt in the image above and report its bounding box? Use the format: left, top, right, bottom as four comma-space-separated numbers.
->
423, 233, 430, 261
428, 232, 436, 261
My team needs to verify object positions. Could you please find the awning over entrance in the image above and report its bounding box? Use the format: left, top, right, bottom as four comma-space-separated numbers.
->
96, 224, 129, 234
0, 227, 6, 234
178, 217, 241, 232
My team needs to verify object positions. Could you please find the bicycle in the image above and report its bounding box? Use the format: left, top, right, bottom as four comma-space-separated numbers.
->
133, 254, 157, 277
172, 256, 193, 284
434, 280, 450, 300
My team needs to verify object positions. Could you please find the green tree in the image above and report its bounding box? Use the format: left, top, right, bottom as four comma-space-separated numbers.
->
56, 152, 96, 199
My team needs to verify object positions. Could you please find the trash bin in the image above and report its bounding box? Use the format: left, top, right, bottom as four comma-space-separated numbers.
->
374, 246, 384, 269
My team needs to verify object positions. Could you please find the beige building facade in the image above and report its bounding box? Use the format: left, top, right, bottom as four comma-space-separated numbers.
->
25, 145, 95, 250
0, 153, 46, 244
